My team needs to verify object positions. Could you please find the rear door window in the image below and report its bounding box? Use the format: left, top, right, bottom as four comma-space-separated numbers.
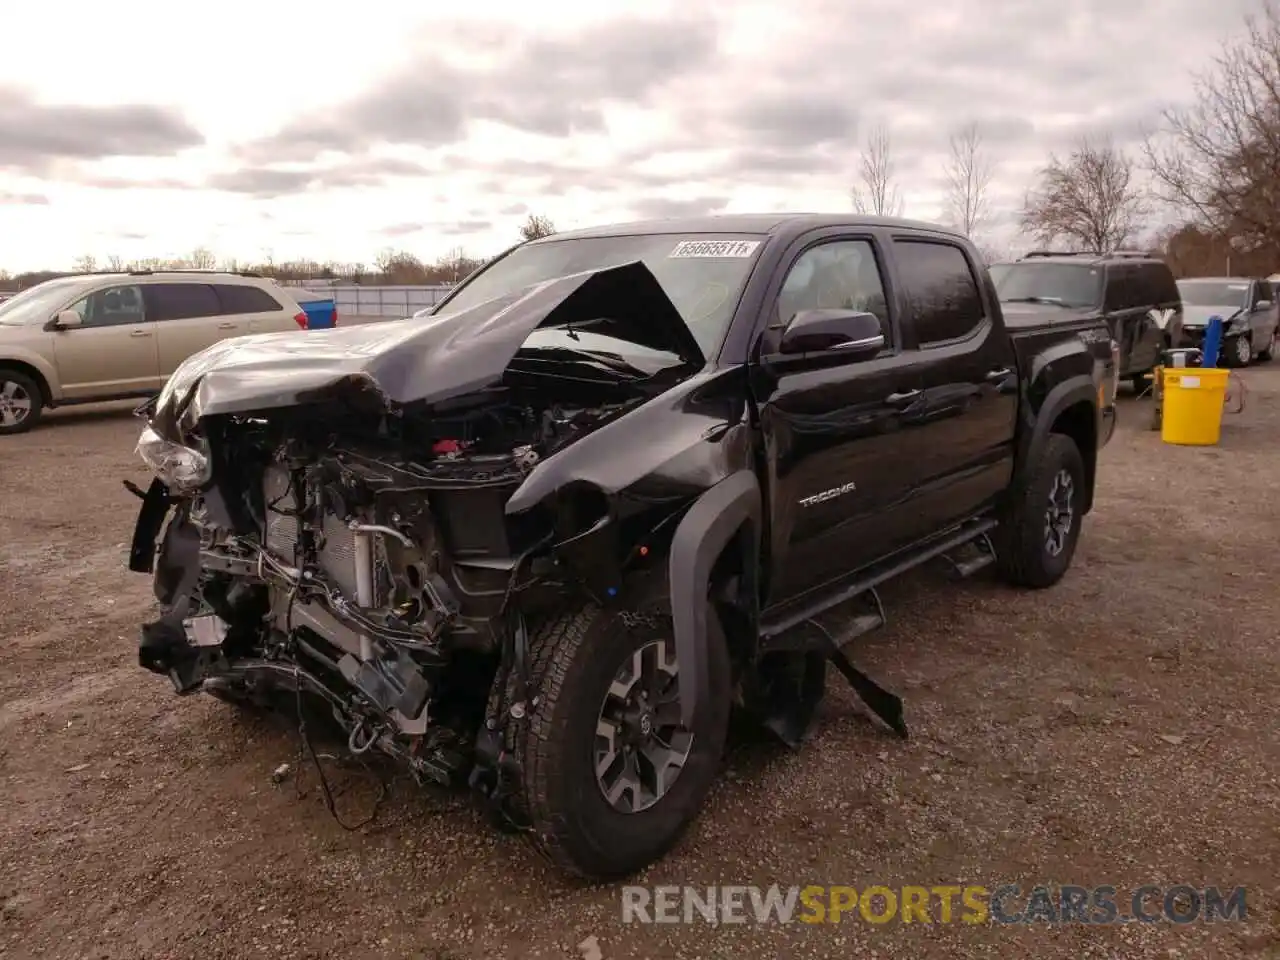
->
214, 284, 282, 314
146, 283, 222, 322
893, 240, 986, 345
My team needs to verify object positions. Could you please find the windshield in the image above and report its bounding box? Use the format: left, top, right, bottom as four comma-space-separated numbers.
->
433, 233, 765, 356
1176, 281, 1250, 308
988, 262, 1103, 309
0, 276, 94, 325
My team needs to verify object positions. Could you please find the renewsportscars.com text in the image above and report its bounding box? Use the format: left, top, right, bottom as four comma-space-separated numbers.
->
621, 884, 1248, 925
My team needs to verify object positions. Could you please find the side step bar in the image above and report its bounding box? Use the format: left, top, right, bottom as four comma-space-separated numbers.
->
757, 517, 1000, 741
940, 531, 997, 580
759, 517, 999, 643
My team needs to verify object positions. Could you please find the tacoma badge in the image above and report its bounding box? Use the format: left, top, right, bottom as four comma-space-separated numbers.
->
799, 481, 857, 507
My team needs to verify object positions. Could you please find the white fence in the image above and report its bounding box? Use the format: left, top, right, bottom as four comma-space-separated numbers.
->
287, 284, 455, 318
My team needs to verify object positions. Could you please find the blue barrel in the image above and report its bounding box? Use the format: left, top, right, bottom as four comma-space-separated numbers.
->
291, 288, 337, 329
1201, 315, 1224, 367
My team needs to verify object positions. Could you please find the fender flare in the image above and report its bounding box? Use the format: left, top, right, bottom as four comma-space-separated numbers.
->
1019, 375, 1098, 502
668, 469, 761, 728
0, 351, 59, 405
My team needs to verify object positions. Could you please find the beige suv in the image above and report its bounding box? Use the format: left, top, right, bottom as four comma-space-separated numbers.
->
0, 271, 310, 434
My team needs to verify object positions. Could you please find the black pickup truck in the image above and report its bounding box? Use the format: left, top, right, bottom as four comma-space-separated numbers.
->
126, 214, 1119, 881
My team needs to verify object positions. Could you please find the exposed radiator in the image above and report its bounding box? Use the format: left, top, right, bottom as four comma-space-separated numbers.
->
262, 466, 365, 602
318, 512, 362, 600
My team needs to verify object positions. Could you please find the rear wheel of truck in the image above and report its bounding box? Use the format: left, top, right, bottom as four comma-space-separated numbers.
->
515, 602, 731, 880
995, 433, 1085, 589
0, 369, 42, 435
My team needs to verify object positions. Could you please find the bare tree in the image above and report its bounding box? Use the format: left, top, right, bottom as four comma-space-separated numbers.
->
850, 122, 904, 217
943, 122, 995, 236
976, 242, 1014, 266
375, 248, 428, 284
106, 254, 125, 271
72, 254, 97, 273
186, 247, 217, 269
519, 213, 556, 241
436, 246, 483, 284
1143, 1, 1280, 259
1020, 138, 1146, 252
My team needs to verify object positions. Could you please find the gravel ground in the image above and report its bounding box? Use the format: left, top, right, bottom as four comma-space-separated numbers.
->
2, 375, 1278, 960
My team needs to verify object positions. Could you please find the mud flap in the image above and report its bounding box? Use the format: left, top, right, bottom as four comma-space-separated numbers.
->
128, 477, 172, 574
827, 648, 909, 739
668, 471, 761, 728
137, 497, 210, 693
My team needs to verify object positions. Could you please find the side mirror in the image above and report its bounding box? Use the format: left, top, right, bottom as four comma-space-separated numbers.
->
778, 309, 884, 359
1256, 299, 1272, 310
51, 310, 82, 329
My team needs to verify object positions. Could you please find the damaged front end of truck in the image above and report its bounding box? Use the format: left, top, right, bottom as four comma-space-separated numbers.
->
125, 261, 735, 829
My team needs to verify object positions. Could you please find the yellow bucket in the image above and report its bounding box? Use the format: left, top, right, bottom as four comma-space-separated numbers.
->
1160, 367, 1230, 445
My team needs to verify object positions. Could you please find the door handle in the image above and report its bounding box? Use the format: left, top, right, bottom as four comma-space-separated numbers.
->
884, 389, 922, 406
130, 330, 151, 338
985, 367, 1012, 382
217, 322, 236, 329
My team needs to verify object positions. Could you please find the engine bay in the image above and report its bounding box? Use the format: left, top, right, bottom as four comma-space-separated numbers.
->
153, 388, 638, 789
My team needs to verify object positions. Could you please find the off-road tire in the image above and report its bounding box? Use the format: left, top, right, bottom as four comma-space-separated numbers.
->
0, 369, 43, 436
512, 602, 732, 880
995, 433, 1085, 589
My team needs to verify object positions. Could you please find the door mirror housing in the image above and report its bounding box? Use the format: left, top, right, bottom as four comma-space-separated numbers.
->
1256, 299, 1272, 310
778, 308, 884, 359
51, 310, 82, 329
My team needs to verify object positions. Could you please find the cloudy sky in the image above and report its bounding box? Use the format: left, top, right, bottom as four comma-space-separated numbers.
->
0, 0, 1256, 272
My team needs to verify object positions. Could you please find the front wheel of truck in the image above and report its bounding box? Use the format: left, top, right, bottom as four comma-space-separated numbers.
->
995, 433, 1085, 589
515, 602, 732, 880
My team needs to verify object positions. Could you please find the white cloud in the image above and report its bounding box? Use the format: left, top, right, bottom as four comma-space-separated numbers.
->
0, 0, 1259, 271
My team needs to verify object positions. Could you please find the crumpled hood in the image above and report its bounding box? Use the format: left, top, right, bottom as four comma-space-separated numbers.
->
148, 260, 706, 440
1181, 304, 1241, 327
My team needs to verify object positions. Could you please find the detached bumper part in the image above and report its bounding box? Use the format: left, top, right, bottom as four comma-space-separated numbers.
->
140, 618, 206, 693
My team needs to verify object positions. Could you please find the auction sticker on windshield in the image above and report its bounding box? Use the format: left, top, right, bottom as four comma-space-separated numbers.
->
669, 239, 761, 258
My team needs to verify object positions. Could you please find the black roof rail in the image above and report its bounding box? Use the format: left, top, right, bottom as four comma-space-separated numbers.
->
1107, 249, 1153, 259
126, 268, 264, 278
1020, 249, 1096, 260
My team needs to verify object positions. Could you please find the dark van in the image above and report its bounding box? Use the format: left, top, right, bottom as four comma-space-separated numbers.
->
989, 250, 1183, 389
